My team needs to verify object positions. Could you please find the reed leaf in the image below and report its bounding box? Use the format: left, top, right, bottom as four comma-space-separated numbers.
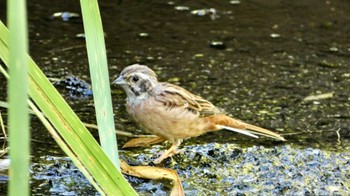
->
80, 0, 120, 168
0, 21, 136, 195
7, 0, 30, 195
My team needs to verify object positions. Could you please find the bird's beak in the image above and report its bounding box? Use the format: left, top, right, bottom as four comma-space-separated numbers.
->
113, 76, 125, 85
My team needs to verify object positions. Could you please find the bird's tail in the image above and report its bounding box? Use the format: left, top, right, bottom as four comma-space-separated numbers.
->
211, 114, 286, 141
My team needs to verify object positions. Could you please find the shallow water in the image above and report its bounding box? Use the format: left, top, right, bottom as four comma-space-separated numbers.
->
0, 0, 349, 194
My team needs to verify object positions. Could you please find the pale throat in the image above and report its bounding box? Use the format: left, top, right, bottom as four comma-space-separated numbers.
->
126, 82, 155, 104
126, 90, 149, 104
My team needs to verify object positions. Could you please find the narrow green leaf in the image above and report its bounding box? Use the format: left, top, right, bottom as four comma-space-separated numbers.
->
80, 0, 120, 169
7, 0, 30, 195
0, 67, 104, 194
0, 21, 137, 195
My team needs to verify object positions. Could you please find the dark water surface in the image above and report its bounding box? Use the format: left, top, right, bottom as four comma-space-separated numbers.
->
0, 0, 349, 195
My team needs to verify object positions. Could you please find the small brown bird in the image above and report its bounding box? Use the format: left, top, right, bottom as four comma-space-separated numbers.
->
114, 64, 285, 164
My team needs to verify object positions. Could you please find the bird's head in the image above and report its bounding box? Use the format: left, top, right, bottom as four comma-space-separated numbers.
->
113, 64, 158, 101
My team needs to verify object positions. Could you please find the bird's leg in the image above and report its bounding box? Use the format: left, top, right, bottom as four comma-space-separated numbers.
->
153, 139, 182, 164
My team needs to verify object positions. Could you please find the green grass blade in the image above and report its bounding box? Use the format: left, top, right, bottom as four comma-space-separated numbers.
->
0, 21, 137, 195
80, 0, 120, 169
7, 0, 30, 195
0, 66, 104, 194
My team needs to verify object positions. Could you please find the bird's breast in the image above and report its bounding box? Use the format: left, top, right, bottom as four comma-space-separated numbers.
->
126, 97, 209, 141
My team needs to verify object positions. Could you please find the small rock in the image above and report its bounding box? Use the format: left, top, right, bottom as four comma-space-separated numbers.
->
50, 12, 80, 22
209, 41, 226, 49
270, 33, 281, 38
230, 0, 241, 5
174, 6, 190, 11
329, 47, 338, 52
137, 32, 150, 39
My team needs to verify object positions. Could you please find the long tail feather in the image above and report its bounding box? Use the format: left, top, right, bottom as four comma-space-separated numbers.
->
211, 114, 286, 141
218, 125, 259, 138
243, 123, 286, 141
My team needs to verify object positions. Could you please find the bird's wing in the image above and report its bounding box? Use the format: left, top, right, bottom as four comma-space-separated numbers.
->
155, 82, 221, 117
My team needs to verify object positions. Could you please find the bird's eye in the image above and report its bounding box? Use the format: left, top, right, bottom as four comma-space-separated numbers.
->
131, 75, 139, 83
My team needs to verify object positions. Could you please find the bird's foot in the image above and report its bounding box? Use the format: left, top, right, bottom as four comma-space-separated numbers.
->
153, 140, 183, 164
153, 148, 183, 164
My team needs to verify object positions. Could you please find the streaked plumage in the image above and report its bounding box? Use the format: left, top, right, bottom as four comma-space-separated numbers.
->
114, 64, 285, 163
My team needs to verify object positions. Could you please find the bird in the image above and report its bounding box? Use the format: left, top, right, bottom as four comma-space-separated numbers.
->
113, 64, 285, 164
